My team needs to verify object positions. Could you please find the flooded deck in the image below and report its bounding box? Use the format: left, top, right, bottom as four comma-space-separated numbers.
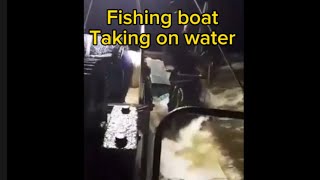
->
146, 53, 244, 180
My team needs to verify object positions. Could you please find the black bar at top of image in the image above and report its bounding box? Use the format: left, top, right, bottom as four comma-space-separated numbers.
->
0, 0, 8, 178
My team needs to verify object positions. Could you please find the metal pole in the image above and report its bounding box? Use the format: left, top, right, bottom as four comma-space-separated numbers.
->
84, 0, 94, 32
135, 0, 145, 104
194, 1, 208, 54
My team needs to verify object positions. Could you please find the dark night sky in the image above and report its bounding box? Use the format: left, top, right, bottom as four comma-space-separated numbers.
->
84, 0, 243, 53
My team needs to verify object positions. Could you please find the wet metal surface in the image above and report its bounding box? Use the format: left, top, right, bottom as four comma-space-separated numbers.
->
103, 105, 138, 149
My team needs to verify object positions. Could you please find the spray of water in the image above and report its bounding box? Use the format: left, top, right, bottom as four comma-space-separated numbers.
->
200, 87, 243, 112
160, 116, 242, 180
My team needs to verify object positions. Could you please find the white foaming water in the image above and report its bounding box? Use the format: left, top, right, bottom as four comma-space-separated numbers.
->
200, 87, 243, 112
160, 116, 242, 180
150, 94, 169, 133
149, 86, 243, 179
160, 116, 218, 180
200, 61, 244, 112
